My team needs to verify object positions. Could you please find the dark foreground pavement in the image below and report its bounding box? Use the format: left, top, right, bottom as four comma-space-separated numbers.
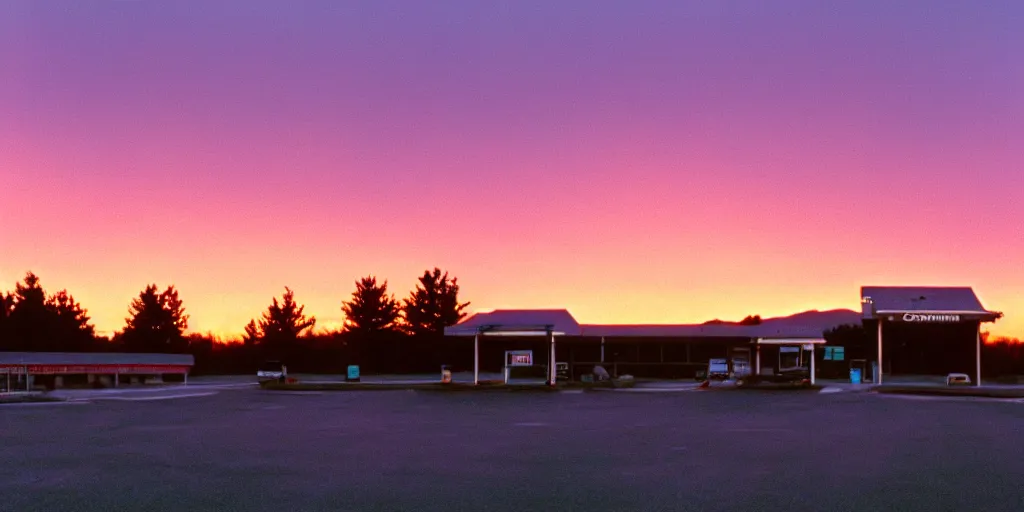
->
2, 388, 1023, 512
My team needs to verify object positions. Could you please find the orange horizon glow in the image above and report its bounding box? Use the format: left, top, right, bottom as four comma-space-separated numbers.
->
0, 267, 1019, 342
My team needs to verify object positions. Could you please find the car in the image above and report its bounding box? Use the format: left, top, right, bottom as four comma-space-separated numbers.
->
946, 373, 972, 386
707, 358, 730, 381
257, 361, 287, 385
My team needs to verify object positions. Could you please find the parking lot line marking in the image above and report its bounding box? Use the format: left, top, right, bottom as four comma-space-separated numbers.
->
91, 392, 218, 402
513, 422, 549, 427
614, 387, 702, 393
725, 428, 795, 433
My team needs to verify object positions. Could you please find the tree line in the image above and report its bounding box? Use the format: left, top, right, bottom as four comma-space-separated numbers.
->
0, 269, 473, 374
3, 270, 1023, 377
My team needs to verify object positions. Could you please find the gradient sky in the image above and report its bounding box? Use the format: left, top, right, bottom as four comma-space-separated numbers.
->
2, 1, 1022, 339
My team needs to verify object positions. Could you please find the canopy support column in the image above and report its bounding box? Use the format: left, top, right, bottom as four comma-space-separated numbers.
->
600, 337, 605, 363
549, 331, 556, 386
473, 333, 480, 385
809, 345, 816, 385
755, 342, 761, 376
877, 320, 883, 385
976, 322, 982, 387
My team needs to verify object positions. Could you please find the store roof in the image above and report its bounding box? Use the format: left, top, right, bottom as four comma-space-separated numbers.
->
446, 308, 859, 339
861, 286, 1002, 320
444, 309, 582, 336
0, 352, 195, 366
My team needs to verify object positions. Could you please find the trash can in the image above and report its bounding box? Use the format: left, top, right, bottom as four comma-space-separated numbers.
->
440, 365, 452, 384
346, 365, 360, 382
850, 368, 862, 384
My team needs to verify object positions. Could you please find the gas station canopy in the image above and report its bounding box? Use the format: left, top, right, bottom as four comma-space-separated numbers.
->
861, 286, 1003, 322
444, 309, 581, 337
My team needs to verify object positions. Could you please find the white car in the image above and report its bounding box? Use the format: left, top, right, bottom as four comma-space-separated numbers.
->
257, 361, 287, 384
946, 373, 971, 386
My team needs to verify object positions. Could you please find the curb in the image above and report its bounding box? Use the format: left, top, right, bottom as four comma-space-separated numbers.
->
261, 382, 637, 392
874, 385, 1024, 399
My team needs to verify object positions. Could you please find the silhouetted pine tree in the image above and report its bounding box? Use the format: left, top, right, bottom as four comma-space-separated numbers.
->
254, 287, 315, 352
47, 290, 96, 351
119, 284, 189, 353
242, 319, 261, 346
0, 290, 14, 348
0, 272, 96, 351
401, 268, 469, 337
342, 276, 400, 335
739, 315, 762, 326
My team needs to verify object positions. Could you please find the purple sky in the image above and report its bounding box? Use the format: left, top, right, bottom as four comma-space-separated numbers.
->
2, 1, 1022, 337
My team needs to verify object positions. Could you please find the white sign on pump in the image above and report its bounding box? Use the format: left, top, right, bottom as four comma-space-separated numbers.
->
505, 350, 533, 367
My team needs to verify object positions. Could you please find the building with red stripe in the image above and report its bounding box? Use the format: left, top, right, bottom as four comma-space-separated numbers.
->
0, 352, 194, 391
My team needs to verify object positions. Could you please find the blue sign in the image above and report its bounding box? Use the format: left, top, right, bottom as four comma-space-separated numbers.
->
347, 365, 360, 381
824, 347, 845, 361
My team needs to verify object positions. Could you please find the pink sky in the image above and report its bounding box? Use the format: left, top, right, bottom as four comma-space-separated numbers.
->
2, 1, 1022, 339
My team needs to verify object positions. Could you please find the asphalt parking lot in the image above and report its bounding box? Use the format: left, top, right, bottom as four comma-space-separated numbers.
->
2, 387, 1024, 512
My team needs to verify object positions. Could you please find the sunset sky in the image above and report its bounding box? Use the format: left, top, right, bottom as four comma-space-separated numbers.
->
2, 1, 1022, 339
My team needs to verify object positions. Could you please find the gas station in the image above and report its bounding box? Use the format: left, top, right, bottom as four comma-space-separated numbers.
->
861, 286, 1003, 386
445, 309, 834, 386
444, 310, 579, 386
444, 285, 1003, 387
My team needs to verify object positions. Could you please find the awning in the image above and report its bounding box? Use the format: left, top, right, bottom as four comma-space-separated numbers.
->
445, 309, 582, 337
875, 310, 1003, 323
756, 338, 826, 346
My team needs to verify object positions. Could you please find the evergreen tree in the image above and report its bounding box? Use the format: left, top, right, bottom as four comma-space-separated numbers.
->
46, 290, 96, 351
0, 291, 14, 346
256, 287, 315, 349
7, 272, 49, 350
739, 315, 762, 326
0, 272, 96, 351
242, 319, 261, 346
342, 276, 400, 335
120, 284, 189, 352
401, 268, 469, 337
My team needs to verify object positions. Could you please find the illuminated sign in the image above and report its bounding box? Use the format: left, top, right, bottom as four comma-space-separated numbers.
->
505, 350, 533, 367
900, 313, 961, 323
824, 347, 845, 361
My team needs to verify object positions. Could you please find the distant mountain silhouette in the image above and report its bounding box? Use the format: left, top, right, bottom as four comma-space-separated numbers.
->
455, 308, 864, 340
703, 309, 861, 330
